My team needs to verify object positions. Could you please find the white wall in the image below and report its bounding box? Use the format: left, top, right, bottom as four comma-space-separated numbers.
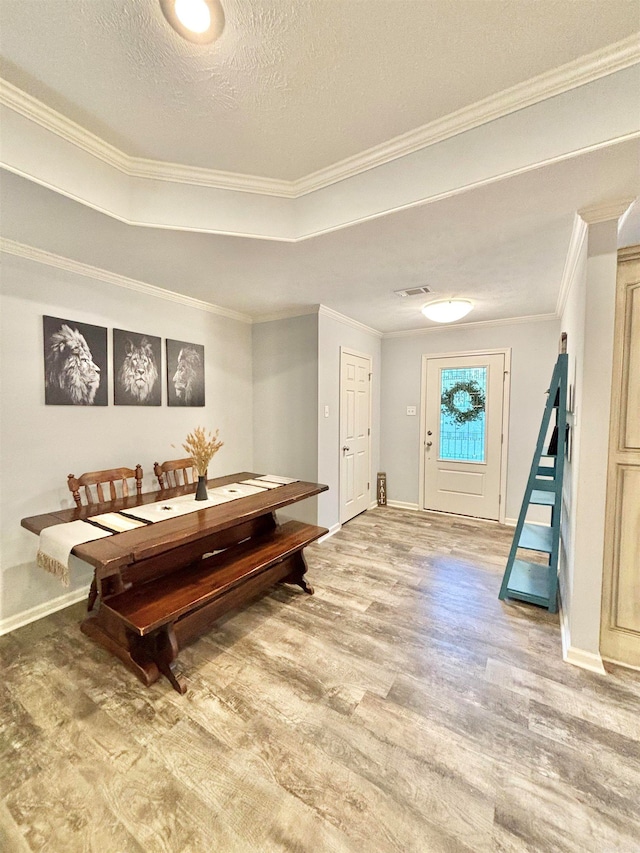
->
252, 314, 319, 524
381, 318, 560, 518
558, 235, 587, 633
0, 253, 253, 627
317, 311, 382, 531
559, 219, 618, 660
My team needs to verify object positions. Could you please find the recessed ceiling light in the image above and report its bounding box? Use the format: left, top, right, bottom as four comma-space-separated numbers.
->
421, 299, 473, 323
159, 0, 225, 44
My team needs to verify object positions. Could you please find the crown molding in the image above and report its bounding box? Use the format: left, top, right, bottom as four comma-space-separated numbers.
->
579, 198, 636, 224
0, 79, 131, 171
252, 307, 319, 324
126, 155, 294, 197
2, 34, 638, 200
382, 312, 559, 338
556, 214, 588, 317
293, 35, 640, 197
0, 238, 571, 337
252, 304, 383, 338
0, 79, 294, 198
0, 238, 252, 323
318, 305, 383, 338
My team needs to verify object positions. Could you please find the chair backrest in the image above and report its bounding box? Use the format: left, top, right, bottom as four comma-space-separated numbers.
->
67, 465, 144, 508
154, 458, 195, 490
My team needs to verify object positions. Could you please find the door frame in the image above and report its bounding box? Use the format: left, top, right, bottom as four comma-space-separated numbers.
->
339, 347, 373, 523
418, 348, 511, 524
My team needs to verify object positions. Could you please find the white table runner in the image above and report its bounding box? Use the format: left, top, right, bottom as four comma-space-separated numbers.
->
36, 476, 298, 585
37, 520, 112, 586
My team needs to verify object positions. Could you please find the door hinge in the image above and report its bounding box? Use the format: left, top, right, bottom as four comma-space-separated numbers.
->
368, 428, 370, 436
368, 372, 372, 380
368, 482, 370, 490
499, 494, 502, 504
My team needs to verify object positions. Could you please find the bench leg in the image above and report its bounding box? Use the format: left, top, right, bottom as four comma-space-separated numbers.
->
282, 551, 314, 595
153, 625, 187, 694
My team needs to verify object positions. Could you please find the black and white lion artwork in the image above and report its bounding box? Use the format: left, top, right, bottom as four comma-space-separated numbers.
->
43, 316, 107, 406
113, 330, 161, 406
166, 340, 205, 407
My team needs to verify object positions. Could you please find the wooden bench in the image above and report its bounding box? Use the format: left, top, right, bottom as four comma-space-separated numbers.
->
99, 520, 325, 693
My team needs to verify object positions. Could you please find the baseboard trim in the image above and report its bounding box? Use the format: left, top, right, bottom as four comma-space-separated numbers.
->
369, 500, 379, 510
386, 500, 420, 511
0, 585, 90, 637
601, 655, 640, 673
558, 597, 606, 675
318, 523, 341, 543
564, 646, 607, 675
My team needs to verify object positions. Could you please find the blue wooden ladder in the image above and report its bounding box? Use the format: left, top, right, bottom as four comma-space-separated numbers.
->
499, 353, 568, 613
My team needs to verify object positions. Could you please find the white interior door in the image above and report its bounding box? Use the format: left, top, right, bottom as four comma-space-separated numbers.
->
340, 349, 371, 524
422, 352, 506, 520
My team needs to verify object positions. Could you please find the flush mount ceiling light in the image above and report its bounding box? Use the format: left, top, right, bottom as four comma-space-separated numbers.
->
159, 0, 225, 44
421, 299, 473, 323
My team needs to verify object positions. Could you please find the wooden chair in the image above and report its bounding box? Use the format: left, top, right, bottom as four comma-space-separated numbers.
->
67, 465, 143, 613
67, 465, 144, 508
154, 458, 196, 490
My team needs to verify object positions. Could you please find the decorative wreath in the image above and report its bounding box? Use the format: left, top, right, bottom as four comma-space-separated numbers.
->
441, 380, 486, 425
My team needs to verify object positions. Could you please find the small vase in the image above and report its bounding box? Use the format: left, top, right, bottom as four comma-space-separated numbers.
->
195, 475, 208, 501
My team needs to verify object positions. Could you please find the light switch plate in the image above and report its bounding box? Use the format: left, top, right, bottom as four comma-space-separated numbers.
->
406, 406, 417, 416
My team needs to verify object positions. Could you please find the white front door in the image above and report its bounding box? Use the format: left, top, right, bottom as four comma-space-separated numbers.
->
422, 352, 507, 520
340, 349, 371, 524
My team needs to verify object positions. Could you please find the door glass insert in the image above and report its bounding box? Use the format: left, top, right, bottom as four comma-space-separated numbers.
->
439, 367, 487, 462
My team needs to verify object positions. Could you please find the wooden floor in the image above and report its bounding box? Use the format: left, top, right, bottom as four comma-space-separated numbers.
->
2, 507, 640, 852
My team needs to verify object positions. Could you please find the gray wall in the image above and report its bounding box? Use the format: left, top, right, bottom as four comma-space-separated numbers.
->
381, 318, 560, 519
317, 312, 382, 530
252, 314, 319, 524
0, 254, 253, 627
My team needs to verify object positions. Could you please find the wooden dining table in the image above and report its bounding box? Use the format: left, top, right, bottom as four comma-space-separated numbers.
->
22, 472, 328, 692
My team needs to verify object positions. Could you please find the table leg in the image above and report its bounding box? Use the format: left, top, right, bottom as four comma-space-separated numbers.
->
282, 551, 314, 595
153, 625, 187, 694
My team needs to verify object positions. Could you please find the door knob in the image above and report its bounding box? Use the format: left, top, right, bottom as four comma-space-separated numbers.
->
342, 446, 350, 452
425, 441, 433, 448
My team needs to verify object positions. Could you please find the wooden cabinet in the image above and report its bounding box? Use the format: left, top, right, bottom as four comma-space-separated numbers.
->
601, 246, 640, 667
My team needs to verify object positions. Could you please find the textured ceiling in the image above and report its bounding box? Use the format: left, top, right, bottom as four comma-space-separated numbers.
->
0, 0, 638, 179
3, 141, 638, 332
1, 1, 638, 331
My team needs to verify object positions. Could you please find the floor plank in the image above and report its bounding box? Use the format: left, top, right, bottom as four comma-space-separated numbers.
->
1, 506, 639, 851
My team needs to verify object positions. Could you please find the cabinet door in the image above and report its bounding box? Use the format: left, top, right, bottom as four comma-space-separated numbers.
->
601, 248, 640, 667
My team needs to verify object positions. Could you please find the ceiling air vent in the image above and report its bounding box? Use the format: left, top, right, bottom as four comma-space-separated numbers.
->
394, 286, 431, 297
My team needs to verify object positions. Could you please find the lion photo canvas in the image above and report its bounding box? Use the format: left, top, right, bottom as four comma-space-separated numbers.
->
113, 329, 162, 406
166, 339, 205, 407
43, 315, 108, 406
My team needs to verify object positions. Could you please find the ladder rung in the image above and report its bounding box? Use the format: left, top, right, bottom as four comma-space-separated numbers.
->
530, 490, 555, 507
537, 466, 556, 477
532, 478, 556, 491
505, 559, 551, 606
518, 523, 553, 554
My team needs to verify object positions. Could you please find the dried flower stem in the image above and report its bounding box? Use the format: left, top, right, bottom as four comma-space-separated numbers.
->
182, 426, 223, 476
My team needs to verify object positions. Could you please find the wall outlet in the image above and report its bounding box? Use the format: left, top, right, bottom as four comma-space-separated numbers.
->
406, 406, 417, 416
